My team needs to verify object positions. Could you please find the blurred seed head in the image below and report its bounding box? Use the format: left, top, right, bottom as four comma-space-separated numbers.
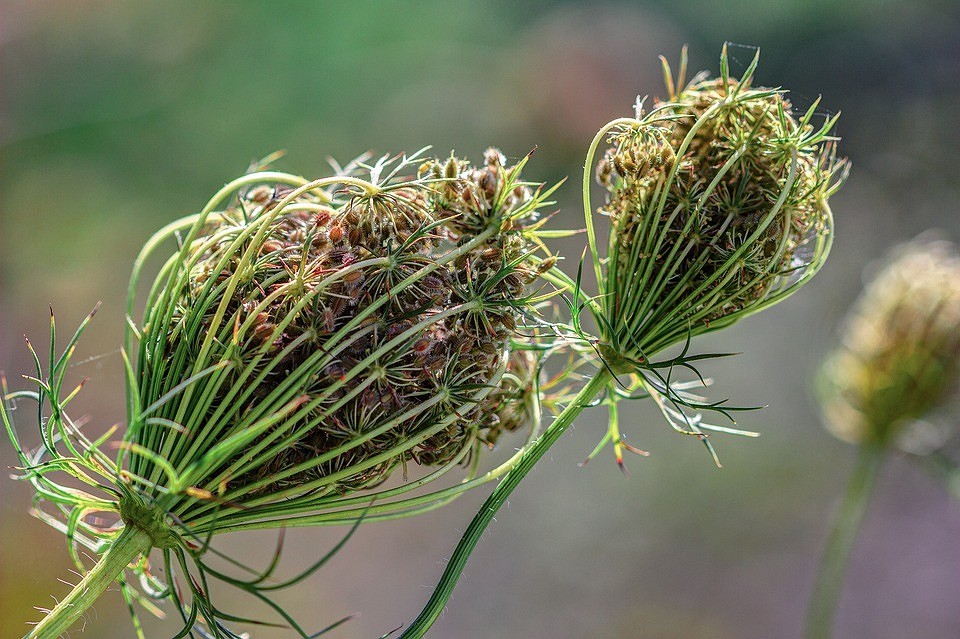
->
819, 238, 960, 446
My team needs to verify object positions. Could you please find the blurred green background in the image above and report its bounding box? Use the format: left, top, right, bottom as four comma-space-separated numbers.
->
3, 1, 960, 637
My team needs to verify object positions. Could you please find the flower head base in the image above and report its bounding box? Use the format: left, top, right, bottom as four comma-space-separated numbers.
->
587, 45, 848, 367
819, 238, 960, 446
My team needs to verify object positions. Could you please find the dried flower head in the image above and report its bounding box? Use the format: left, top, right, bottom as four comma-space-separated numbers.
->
4, 148, 559, 637
819, 238, 960, 446
586, 45, 848, 369
143, 153, 544, 498
572, 45, 849, 466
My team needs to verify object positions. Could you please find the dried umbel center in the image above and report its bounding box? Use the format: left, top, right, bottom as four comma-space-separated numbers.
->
127, 149, 556, 530
591, 48, 847, 365
819, 239, 960, 445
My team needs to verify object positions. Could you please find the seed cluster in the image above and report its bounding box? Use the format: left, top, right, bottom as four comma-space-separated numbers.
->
148, 150, 547, 496
819, 239, 960, 445
595, 69, 845, 359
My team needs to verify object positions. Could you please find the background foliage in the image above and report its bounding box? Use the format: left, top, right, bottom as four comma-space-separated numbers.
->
2, 1, 959, 637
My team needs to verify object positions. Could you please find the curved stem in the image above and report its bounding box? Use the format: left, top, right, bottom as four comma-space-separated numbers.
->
25, 525, 152, 639
805, 442, 885, 639
582, 117, 637, 296
398, 369, 612, 638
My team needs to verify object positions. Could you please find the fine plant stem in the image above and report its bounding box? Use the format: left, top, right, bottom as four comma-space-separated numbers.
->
26, 525, 152, 639
805, 442, 885, 639
399, 369, 612, 638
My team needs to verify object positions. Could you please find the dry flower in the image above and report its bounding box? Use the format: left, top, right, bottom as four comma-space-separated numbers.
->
4, 148, 560, 638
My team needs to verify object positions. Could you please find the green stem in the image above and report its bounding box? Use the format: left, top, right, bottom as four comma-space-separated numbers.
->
398, 369, 612, 638
805, 442, 885, 639
26, 525, 152, 639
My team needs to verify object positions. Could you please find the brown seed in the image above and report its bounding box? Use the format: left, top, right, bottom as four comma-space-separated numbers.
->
247, 186, 272, 204
537, 255, 558, 273
261, 240, 283, 255
413, 338, 434, 355
329, 225, 343, 243
423, 354, 447, 372
254, 319, 275, 344
498, 272, 523, 296
343, 270, 363, 286
322, 308, 336, 333
421, 275, 444, 292
481, 247, 501, 263
480, 170, 498, 198
312, 230, 330, 249
387, 321, 412, 338
452, 335, 473, 353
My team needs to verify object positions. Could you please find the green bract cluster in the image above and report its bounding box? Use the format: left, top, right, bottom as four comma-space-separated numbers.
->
5, 148, 558, 638
819, 238, 960, 445
128, 149, 555, 532
136, 150, 545, 505
589, 48, 847, 367
567, 46, 850, 467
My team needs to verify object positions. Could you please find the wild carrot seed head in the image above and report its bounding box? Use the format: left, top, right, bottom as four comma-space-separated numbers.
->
129, 149, 556, 524
593, 46, 848, 366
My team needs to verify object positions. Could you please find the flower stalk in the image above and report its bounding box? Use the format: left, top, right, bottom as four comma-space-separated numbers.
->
805, 442, 884, 639
400, 370, 612, 637
26, 526, 153, 639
